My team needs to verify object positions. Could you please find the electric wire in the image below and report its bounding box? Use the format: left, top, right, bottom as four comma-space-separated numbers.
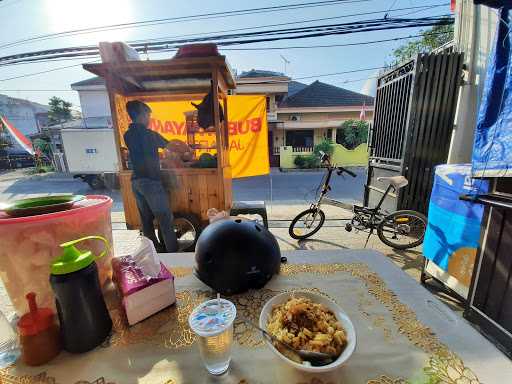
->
0, 0, 371, 50
0, 16, 454, 66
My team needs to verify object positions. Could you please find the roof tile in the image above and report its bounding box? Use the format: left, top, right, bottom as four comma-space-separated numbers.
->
280, 80, 374, 108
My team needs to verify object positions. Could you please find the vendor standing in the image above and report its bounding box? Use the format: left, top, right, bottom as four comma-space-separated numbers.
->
124, 100, 178, 252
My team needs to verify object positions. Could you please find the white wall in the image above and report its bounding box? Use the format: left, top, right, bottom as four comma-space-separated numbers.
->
0, 95, 47, 154
78, 90, 111, 119
448, 1, 498, 164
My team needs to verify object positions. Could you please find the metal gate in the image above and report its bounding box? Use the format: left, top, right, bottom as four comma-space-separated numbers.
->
365, 50, 464, 214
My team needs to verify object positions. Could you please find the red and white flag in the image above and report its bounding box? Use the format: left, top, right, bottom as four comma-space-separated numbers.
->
0, 115, 35, 155
359, 102, 366, 121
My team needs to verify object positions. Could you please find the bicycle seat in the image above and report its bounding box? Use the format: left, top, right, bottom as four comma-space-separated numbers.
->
377, 176, 408, 190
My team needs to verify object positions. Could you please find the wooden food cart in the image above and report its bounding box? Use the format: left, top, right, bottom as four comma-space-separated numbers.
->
83, 53, 236, 245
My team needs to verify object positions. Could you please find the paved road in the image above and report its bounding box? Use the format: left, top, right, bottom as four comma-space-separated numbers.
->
233, 168, 365, 205
0, 168, 365, 211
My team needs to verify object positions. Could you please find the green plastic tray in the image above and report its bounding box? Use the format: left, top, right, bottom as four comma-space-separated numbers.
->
0, 195, 85, 217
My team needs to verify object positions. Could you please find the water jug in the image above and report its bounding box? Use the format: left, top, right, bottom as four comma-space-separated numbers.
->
50, 236, 112, 353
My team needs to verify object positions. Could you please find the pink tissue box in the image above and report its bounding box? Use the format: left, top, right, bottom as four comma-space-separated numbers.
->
112, 256, 176, 325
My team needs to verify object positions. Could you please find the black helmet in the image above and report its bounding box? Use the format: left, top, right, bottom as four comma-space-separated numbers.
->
194, 219, 281, 295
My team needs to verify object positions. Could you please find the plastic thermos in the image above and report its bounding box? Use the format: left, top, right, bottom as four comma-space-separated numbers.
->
49, 236, 112, 353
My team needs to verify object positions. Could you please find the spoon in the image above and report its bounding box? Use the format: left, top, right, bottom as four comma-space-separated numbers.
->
243, 320, 335, 366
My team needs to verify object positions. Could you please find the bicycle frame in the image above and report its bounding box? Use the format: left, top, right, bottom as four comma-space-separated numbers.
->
311, 164, 396, 230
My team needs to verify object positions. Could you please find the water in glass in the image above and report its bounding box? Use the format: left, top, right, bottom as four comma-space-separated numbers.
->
197, 324, 233, 375
189, 298, 236, 375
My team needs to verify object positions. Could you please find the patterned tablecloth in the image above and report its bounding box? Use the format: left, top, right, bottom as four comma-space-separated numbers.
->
1, 250, 510, 384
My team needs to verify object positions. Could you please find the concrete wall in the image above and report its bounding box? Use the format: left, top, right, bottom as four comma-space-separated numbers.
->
279, 143, 368, 168
331, 143, 368, 166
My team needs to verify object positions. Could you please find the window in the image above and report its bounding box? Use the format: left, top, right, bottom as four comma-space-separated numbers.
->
326, 129, 332, 140
286, 130, 314, 147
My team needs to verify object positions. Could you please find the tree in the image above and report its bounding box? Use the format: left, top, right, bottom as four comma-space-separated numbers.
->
48, 96, 72, 125
337, 120, 369, 150
390, 23, 454, 65
33, 138, 51, 157
313, 139, 334, 157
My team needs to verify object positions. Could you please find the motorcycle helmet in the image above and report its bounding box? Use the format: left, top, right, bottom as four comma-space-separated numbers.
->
194, 219, 281, 295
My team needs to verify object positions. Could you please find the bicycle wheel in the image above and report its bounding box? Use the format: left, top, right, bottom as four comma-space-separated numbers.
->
157, 213, 202, 252
377, 210, 427, 250
289, 208, 325, 240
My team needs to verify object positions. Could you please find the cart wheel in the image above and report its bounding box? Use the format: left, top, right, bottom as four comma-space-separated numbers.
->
85, 175, 105, 190
158, 213, 202, 252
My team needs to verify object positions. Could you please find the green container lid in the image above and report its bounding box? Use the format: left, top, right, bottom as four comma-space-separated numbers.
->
51, 236, 109, 275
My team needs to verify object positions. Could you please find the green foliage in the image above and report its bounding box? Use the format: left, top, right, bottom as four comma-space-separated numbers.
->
32, 138, 53, 173
337, 120, 369, 150
390, 24, 454, 65
48, 96, 72, 125
294, 155, 307, 168
25, 165, 54, 175
313, 139, 334, 156
294, 154, 320, 169
304, 155, 320, 168
33, 138, 51, 156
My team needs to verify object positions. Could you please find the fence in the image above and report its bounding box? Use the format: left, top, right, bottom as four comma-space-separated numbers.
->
365, 49, 464, 213
292, 146, 314, 153
280, 144, 368, 169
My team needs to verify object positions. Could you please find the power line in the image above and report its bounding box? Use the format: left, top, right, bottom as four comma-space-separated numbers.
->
0, 31, 449, 68
127, 4, 448, 45
0, 65, 385, 87
221, 32, 448, 50
0, 16, 454, 66
0, 0, 370, 50
0, 62, 98, 82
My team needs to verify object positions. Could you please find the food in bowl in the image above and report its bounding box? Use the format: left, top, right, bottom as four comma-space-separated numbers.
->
266, 296, 347, 363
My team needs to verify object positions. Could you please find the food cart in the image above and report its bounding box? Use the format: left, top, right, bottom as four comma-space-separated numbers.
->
83, 51, 236, 248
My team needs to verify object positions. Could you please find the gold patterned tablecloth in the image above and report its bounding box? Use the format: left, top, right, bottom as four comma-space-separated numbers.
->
0, 262, 481, 384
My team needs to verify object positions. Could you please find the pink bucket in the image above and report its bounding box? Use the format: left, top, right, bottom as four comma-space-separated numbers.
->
0, 195, 113, 314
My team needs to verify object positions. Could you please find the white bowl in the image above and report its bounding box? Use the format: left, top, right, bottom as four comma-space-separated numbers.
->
259, 291, 356, 373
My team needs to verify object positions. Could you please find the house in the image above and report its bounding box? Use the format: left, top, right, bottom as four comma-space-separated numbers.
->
0, 94, 49, 155
277, 80, 374, 150
235, 71, 374, 167
70, 77, 112, 126
68, 69, 373, 169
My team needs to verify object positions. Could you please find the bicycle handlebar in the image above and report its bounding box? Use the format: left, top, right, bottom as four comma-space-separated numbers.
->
337, 166, 357, 178
319, 151, 356, 178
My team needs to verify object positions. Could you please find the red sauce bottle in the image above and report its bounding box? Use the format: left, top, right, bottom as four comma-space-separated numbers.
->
17, 292, 61, 366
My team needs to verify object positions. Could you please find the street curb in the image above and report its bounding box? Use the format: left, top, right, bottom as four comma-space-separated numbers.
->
279, 166, 366, 173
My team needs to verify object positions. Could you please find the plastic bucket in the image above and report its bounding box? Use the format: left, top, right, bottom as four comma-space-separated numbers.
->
0, 195, 113, 314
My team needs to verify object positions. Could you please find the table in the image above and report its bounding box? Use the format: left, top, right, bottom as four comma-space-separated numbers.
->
1, 249, 511, 383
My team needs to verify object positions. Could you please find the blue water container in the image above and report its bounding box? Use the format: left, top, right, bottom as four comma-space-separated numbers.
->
423, 164, 489, 286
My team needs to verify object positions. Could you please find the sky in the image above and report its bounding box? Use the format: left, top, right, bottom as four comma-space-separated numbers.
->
0, 0, 452, 108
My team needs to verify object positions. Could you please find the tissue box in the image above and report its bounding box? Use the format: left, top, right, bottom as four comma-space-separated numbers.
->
112, 256, 176, 325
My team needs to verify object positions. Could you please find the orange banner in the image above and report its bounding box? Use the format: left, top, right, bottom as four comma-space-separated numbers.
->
144, 95, 269, 178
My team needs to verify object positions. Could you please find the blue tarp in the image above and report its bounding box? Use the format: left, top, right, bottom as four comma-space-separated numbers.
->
472, 5, 512, 177
423, 164, 488, 273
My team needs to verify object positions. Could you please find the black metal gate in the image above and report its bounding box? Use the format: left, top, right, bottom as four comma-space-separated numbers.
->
365, 50, 464, 214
